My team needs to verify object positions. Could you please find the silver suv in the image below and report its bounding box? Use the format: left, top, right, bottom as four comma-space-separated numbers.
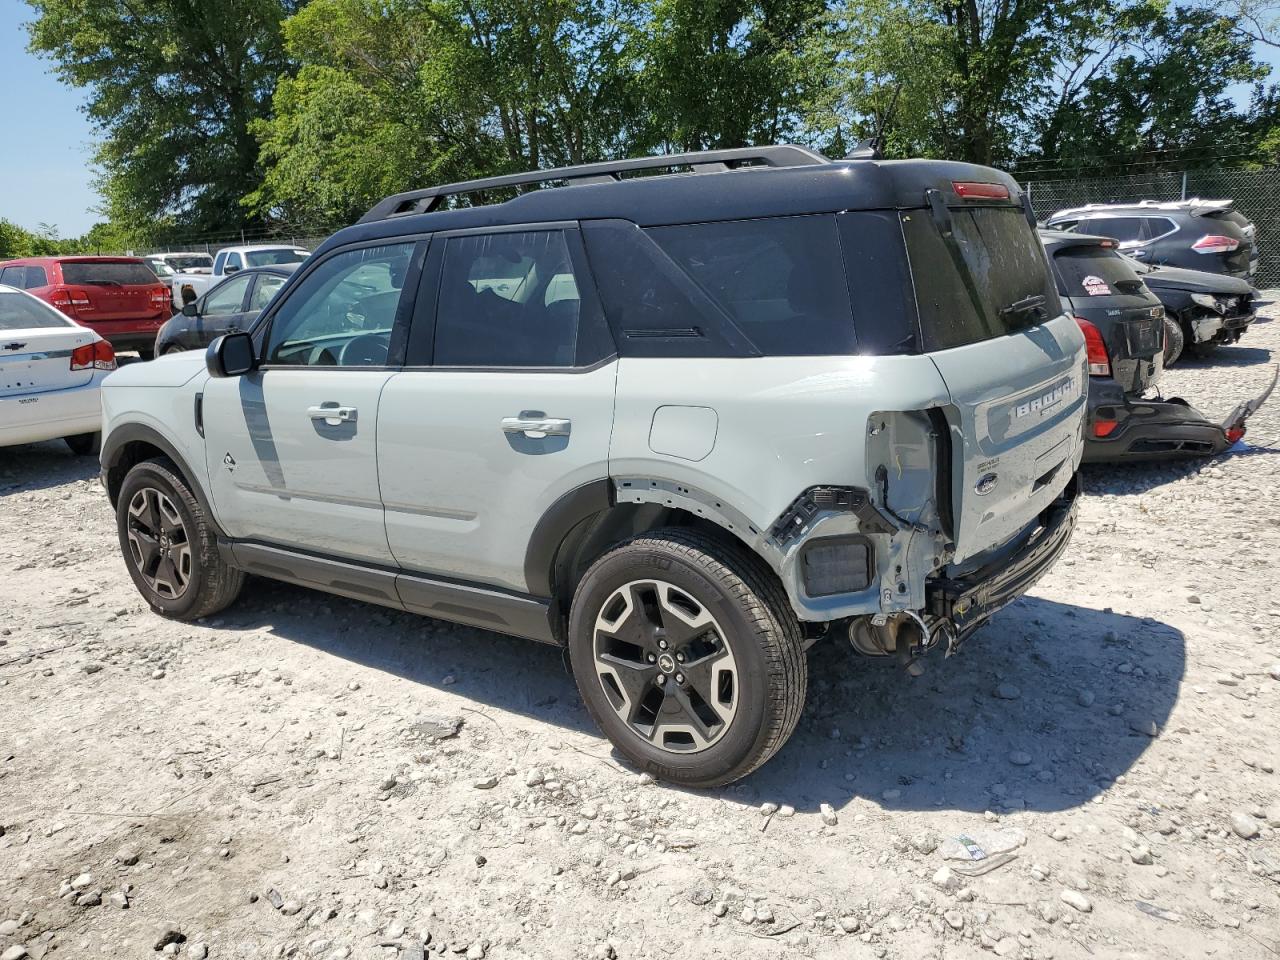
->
100, 146, 1087, 786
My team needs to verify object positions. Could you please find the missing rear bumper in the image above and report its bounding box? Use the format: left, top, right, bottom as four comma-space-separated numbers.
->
925, 472, 1079, 644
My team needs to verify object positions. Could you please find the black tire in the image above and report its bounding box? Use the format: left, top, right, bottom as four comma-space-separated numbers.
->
116, 458, 244, 620
568, 528, 806, 787
163, 344, 186, 356
136, 347, 155, 361
64, 432, 101, 456
1162, 316, 1185, 367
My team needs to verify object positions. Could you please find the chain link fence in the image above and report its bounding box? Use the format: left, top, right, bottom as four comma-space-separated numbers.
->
1023, 168, 1280, 287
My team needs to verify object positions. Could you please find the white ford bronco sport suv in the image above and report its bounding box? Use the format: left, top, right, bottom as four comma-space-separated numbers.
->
100, 146, 1087, 786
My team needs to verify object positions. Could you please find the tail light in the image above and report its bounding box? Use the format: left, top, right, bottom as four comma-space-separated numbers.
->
49, 286, 76, 317
1093, 418, 1119, 438
1074, 317, 1111, 376
70, 339, 116, 372
1191, 234, 1239, 254
1226, 426, 1245, 444
952, 181, 1010, 200
150, 286, 170, 310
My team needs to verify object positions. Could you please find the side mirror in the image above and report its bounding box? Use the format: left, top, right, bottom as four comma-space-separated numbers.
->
224, 263, 240, 274
206, 332, 256, 378
182, 301, 199, 317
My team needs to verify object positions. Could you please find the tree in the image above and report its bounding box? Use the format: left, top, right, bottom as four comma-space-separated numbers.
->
248, 0, 644, 225
26, 0, 300, 237
624, 0, 826, 152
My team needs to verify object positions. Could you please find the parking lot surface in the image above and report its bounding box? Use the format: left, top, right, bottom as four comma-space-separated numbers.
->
2, 307, 1279, 960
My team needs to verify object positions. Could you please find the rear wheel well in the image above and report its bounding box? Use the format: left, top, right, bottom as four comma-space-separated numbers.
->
550, 503, 780, 622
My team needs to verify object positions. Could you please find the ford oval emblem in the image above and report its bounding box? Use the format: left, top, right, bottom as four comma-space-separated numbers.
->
975, 472, 999, 496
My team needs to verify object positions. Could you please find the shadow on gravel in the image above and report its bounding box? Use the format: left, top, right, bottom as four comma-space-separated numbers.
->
0, 440, 99, 495
739, 596, 1184, 815
1172, 344, 1273, 368
223, 580, 1182, 816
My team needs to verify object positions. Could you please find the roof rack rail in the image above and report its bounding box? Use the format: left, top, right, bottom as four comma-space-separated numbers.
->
358, 144, 830, 223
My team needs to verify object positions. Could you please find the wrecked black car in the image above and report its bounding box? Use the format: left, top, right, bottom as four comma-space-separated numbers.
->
1041, 230, 1275, 462
1124, 258, 1257, 365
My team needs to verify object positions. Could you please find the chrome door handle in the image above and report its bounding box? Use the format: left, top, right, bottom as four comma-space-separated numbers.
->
502, 415, 571, 437
307, 404, 357, 423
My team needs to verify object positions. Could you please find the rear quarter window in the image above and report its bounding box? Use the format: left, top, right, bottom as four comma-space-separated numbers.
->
646, 215, 857, 356
60, 261, 159, 286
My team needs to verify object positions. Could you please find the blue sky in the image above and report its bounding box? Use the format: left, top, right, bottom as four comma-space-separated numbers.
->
1, 0, 1278, 238
0, 0, 99, 237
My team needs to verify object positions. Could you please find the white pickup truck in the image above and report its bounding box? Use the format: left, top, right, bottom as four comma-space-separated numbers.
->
170, 244, 309, 306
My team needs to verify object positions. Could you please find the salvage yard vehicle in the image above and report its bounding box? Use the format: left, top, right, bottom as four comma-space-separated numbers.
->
1041, 230, 1274, 462
1126, 258, 1257, 365
0, 283, 115, 454
100, 145, 1088, 786
144, 252, 214, 277
1045, 199, 1258, 282
170, 244, 309, 306
0, 255, 172, 359
153, 265, 298, 355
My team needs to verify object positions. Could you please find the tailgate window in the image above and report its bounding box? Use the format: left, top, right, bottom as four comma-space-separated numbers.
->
902, 206, 1061, 351
61, 261, 159, 286
1050, 247, 1146, 298
0, 291, 73, 330
647, 216, 857, 355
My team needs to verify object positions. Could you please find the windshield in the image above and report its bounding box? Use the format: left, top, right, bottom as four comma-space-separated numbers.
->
0, 291, 72, 330
246, 249, 309, 267
61, 261, 159, 286
147, 259, 176, 278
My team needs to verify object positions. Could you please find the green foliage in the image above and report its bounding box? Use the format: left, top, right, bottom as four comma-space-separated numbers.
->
0, 219, 83, 259
19, 0, 1280, 243
26, 0, 300, 236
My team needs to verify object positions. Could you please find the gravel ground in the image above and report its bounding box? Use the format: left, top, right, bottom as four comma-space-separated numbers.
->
2, 305, 1279, 960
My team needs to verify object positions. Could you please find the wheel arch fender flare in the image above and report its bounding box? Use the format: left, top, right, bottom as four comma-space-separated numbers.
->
101, 422, 224, 537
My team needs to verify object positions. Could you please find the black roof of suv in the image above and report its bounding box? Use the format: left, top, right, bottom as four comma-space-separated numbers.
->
309, 145, 1058, 360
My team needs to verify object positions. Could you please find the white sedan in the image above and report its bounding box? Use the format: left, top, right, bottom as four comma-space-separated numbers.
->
0, 283, 116, 455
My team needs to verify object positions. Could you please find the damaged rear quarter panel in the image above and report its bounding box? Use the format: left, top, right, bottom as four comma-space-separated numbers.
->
608, 355, 953, 619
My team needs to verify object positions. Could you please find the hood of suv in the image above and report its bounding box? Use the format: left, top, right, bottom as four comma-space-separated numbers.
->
1139, 265, 1254, 296
104, 349, 207, 389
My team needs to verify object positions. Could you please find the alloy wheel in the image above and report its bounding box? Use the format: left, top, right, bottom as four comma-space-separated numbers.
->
592, 579, 739, 753
126, 487, 192, 599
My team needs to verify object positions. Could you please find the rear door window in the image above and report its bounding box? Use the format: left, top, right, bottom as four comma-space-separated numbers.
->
249, 273, 288, 312
1081, 216, 1146, 242
202, 274, 253, 316
1051, 246, 1146, 298
23, 265, 48, 288
646, 215, 857, 356
60, 261, 158, 286
431, 230, 611, 368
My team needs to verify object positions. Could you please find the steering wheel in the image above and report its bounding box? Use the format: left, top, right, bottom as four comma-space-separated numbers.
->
339, 332, 388, 366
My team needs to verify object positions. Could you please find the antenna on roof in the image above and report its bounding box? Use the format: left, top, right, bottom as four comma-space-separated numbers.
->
846, 85, 901, 160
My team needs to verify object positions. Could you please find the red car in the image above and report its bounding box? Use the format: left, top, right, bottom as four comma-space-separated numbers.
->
0, 256, 172, 359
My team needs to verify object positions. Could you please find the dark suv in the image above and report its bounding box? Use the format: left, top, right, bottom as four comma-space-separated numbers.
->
1044, 200, 1257, 282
